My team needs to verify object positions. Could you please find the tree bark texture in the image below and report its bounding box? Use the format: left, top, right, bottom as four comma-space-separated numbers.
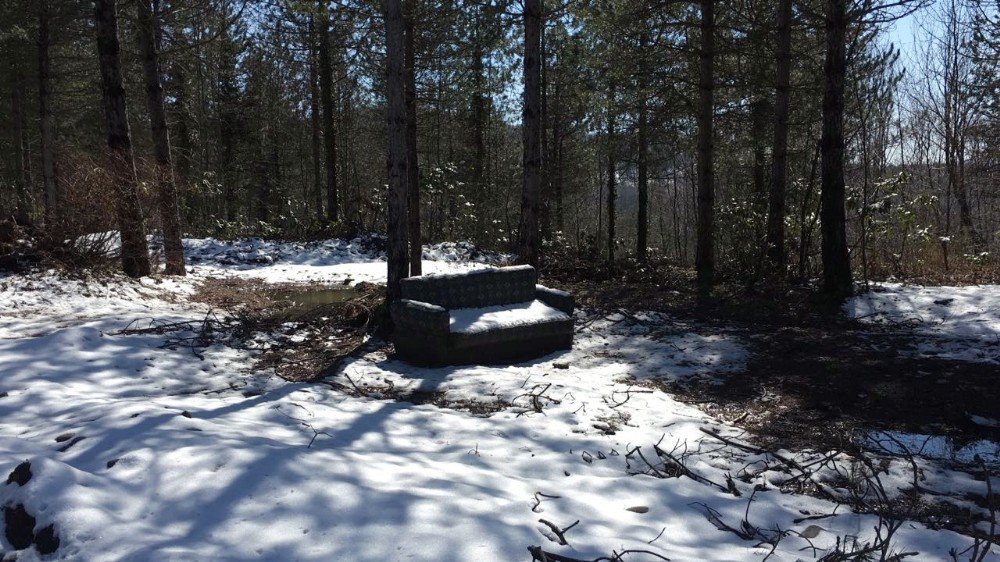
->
10, 61, 31, 226
516, 0, 542, 267
384, 0, 409, 301
695, 0, 715, 294
819, 0, 853, 296
637, 88, 649, 263
404, 0, 422, 275
606, 87, 616, 266
38, 0, 59, 229
309, 15, 324, 222
766, 0, 792, 265
319, 1, 339, 222
136, 0, 185, 275
95, 0, 151, 278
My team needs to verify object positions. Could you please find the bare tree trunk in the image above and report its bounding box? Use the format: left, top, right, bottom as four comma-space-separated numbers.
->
471, 41, 486, 189
136, 0, 185, 275
308, 15, 323, 223
319, 1, 339, 223
540, 17, 551, 241
404, 0, 421, 275
169, 61, 192, 184
751, 97, 769, 202
766, 0, 792, 265
10, 61, 31, 226
695, 0, 715, 295
516, 0, 542, 267
606, 85, 617, 266
384, 0, 409, 301
94, 0, 150, 278
38, 0, 58, 230
819, 0, 853, 296
953, 142, 978, 243
798, 140, 821, 283
470, 12, 488, 242
940, 0, 980, 247
636, 83, 649, 262
553, 76, 564, 234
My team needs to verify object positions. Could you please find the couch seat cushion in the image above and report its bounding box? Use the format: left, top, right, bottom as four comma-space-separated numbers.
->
449, 299, 571, 334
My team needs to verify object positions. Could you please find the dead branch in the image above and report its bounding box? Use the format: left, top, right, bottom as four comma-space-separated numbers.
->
527, 545, 671, 561
532, 491, 562, 513
538, 518, 579, 546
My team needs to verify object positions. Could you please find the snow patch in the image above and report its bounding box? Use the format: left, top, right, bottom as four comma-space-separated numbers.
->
845, 283, 1000, 363
448, 300, 570, 333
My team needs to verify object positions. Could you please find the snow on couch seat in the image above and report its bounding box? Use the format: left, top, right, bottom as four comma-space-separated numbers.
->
390, 265, 574, 365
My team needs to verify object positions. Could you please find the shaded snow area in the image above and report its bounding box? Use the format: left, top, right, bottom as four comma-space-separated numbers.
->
183, 237, 503, 285
1, 252, 996, 561
845, 283, 1000, 364
0, 274, 194, 339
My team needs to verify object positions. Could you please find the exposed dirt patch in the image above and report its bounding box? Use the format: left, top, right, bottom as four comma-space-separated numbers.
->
2, 504, 35, 550
329, 371, 510, 417
152, 277, 387, 382
664, 326, 1000, 456
6, 461, 31, 486
191, 277, 361, 321
546, 272, 998, 474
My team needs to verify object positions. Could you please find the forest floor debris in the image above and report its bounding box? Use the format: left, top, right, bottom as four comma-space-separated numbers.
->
0, 238, 997, 561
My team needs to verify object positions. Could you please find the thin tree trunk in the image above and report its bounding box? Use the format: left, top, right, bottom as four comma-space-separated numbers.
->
596, 155, 604, 255
11, 61, 31, 226
39, 0, 58, 230
798, 140, 821, 283
672, 169, 681, 260
471, 16, 487, 241
516, 0, 542, 266
952, 138, 978, 243
309, 15, 323, 222
167, 54, 194, 224
404, 0, 421, 275
169, 61, 192, 184
751, 97, 769, 202
136, 0, 185, 275
255, 128, 271, 222
94, 0, 150, 278
540, 16, 550, 240
695, 0, 715, 294
384, 0, 409, 301
636, 84, 649, 262
553, 76, 564, 233
766, 0, 792, 265
319, 1, 339, 222
471, 41, 486, 188
819, 0, 852, 296
606, 85, 617, 266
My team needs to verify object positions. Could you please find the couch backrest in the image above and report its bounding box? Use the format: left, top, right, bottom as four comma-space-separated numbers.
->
399, 265, 537, 309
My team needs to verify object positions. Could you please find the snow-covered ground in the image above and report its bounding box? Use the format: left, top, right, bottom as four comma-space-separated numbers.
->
1, 242, 996, 561
846, 283, 1000, 364
182, 237, 501, 285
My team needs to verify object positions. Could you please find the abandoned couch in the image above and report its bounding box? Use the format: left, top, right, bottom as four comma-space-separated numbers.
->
390, 265, 574, 365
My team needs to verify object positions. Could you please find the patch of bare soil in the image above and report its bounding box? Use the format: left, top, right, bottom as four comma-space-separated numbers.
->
189, 277, 384, 382
668, 326, 1000, 454
324, 361, 510, 416
547, 273, 998, 466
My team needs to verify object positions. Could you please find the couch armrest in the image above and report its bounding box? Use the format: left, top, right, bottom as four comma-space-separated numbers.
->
535, 285, 574, 315
390, 299, 450, 335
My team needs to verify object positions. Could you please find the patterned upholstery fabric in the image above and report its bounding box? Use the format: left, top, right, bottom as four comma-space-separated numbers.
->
391, 299, 449, 335
391, 265, 573, 365
535, 285, 574, 314
450, 316, 573, 350
400, 265, 537, 309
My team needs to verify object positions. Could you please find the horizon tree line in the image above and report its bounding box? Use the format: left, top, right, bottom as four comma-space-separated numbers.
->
0, 0, 996, 298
